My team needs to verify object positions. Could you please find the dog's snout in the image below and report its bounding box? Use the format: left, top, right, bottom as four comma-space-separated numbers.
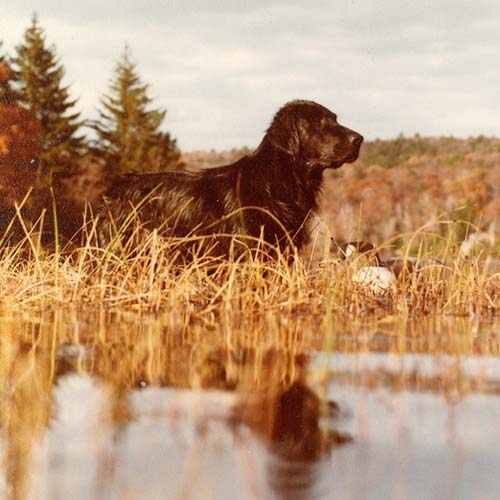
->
349, 132, 363, 147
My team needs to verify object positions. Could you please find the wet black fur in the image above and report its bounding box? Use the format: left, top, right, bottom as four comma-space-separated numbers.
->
98, 100, 363, 256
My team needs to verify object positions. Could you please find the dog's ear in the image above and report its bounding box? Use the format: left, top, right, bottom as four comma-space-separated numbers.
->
267, 106, 302, 157
289, 110, 303, 156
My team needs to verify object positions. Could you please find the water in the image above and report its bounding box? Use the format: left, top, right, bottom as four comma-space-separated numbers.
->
0, 312, 499, 499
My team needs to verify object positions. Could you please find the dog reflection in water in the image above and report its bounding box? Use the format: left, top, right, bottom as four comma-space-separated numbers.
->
190, 346, 352, 498
187, 346, 352, 499
236, 381, 350, 460
232, 362, 351, 498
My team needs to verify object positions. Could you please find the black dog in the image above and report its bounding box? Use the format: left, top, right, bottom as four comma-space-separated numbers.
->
98, 100, 363, 256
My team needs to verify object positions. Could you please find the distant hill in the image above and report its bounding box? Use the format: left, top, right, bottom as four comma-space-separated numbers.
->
356, 134, 500, 170
181, 147, 252, 169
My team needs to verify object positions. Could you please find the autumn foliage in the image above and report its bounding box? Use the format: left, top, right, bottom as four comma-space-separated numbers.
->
322, 136, 500, 245
0, 103, 40, 211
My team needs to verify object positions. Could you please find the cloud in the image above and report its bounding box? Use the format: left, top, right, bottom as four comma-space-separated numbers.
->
1, 0, 499, 150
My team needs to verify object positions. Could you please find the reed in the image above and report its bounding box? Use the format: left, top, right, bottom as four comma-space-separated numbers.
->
0, 207, 498, 318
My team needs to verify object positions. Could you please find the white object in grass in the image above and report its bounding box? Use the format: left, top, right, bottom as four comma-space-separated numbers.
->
352, 266, 396, 294
460, 231, 495, 256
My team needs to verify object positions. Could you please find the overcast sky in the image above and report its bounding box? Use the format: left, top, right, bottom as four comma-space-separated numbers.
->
1, 0, 499, 151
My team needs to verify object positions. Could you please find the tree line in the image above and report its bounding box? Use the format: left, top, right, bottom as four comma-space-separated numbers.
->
0, 14, 180, 233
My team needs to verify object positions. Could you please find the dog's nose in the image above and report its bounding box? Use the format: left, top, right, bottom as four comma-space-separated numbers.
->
349, 133, 363, 147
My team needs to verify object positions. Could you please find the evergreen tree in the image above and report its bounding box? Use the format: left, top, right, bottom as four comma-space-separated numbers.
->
11, 14, 85, 185
1, 40, 40, 211
93, 46, 179, 176
0, 41, 23, 105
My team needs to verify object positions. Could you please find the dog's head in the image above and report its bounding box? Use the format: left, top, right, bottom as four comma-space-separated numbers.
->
269, 100, 363, 170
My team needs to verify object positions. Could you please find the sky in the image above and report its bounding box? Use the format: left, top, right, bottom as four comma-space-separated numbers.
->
1, 0, 499, 151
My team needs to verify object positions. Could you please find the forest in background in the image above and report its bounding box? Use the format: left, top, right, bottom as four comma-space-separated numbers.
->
0, 15, 180, 237
1, 15, 498, 249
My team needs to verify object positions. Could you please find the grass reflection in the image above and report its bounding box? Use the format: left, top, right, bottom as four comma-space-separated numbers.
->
0, 312, 499, 498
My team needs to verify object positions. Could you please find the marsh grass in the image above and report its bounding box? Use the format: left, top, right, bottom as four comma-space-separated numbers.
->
0, 201, 498, 318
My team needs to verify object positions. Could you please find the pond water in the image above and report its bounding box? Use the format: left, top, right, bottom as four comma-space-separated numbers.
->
1, 312, 499, 499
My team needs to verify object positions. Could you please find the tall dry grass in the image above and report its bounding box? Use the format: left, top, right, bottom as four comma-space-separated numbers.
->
0, 200, 498, 318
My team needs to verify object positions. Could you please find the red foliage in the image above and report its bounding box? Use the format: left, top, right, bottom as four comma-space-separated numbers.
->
0, 62, 11, 84
0, 104, 40, 210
